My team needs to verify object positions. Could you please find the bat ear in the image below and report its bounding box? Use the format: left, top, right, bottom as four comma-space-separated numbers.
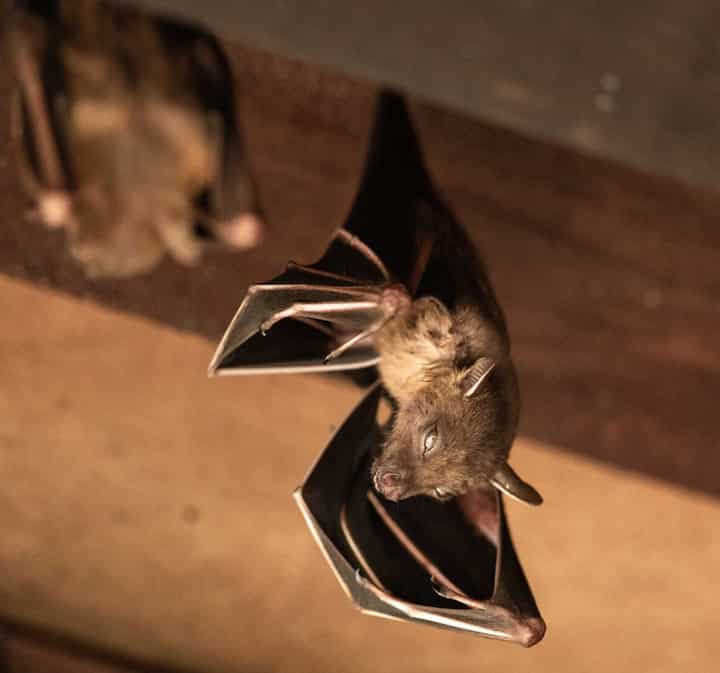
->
490, 462, 543, 506
460, 356, 496, 397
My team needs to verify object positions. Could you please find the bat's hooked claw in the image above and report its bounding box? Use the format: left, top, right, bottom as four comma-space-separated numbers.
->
259, 316, 279, 336
431, 576, 487, 609
430, 575, 449, 599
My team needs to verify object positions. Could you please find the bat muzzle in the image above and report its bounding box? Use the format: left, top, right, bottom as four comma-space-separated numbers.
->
372, 466, 410, 501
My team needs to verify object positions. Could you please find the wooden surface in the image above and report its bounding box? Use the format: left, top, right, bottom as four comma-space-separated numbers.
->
1, 275, 719, 673
127, 0, 720, 191
0, 6, 718, 497
1, 625, 176, 673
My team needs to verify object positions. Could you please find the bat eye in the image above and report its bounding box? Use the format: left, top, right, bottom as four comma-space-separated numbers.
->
422, 427, 439, 457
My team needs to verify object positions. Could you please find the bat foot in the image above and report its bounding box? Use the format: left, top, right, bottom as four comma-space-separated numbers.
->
37, 191, 72, 229
216, 212, 263, 250
430, 576, 451, 599
381, 285, 411, 316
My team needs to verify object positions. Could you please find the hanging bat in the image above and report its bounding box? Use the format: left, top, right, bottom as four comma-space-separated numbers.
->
209, 90, 545, 643
209, 95, 541, 508
8, 0, 263, 278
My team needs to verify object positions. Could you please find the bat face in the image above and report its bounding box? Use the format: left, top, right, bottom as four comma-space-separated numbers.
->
371, 362, 519, 501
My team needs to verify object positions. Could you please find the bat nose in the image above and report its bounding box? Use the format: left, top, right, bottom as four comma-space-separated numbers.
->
373, 469, 407, 501
380, 471, 401, 488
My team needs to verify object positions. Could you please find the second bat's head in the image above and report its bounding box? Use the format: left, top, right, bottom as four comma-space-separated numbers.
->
371, 357, 542, 506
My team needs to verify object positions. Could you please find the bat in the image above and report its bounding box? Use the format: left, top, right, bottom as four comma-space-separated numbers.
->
209, 91, 545, 642
209, 91, 541, 508
8, 0, 263, 278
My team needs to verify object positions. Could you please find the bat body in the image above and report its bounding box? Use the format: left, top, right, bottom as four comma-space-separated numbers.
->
371, 294, 523, 503
210, 91, 545, 642
212, 222, 542, 506
9, 0, 262, 277
209, 86, 541, 505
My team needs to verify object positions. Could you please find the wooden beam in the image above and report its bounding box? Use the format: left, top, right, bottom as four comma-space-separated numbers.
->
0, 33, 717, 497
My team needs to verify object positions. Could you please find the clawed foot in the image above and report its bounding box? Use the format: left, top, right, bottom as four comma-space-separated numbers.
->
380, 285, 411, 316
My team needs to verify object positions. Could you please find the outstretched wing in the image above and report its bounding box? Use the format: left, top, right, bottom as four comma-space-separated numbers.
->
295, 385, 545, 645
208, 91, 444, 376
208, 238, 391, 375
167, 18, 264, 249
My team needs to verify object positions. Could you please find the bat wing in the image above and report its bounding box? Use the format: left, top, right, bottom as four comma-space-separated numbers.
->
9, 6, 74, 224
208, 261, 387, 375
295, 385, 545, 645
172, 20, 264, 249
210, 89, 511, 374
209, 91, 450, 376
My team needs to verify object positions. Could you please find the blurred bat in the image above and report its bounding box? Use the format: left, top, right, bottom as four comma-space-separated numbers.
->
209, 91, 541, 508
8, 0, 263, 278
208, 91, 545, 642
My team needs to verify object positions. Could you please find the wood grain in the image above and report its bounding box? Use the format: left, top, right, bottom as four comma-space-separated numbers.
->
0, 18, 717, 496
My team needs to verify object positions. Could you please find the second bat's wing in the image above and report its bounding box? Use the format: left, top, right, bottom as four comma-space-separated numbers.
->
166, 18, 264, 249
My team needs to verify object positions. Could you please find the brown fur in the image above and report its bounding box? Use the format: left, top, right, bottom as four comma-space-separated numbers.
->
12, 0, 260, 278
371, 296, 518, 501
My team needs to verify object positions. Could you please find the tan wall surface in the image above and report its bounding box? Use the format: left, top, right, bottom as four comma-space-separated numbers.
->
1, 275, 718, 673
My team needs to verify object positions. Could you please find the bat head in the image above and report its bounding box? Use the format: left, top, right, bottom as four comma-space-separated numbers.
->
371, 358, 542, 506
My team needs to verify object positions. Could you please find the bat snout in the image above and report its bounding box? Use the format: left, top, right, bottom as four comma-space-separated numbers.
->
372, 466, 410, 501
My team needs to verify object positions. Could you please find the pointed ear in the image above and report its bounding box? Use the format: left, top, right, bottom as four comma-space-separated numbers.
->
460, 356, 496, 397
490, 463, 543, 506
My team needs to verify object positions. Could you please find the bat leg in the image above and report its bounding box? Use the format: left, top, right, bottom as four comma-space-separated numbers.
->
10, 27, 67, 193
207, 112, 263, 251
323, 319, 387, 363
249, 282, 383, 299
407, 217, 436, 293
10, 91, 41, 198
335, 228, 391, 281
286, 261, 365, 285
260, 300, 380, 335
429, 578, 488, 610
291, 316, 335, 337
11, 92, 72, 229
